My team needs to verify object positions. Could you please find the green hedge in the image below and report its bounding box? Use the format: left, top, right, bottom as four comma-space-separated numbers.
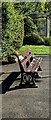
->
2, 2, 24, 58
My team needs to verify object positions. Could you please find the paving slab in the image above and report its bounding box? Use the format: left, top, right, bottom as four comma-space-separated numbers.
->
0, 55, 50, 119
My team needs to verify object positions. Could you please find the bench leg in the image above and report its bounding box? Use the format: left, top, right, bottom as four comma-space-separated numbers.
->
32, 72, 39, 87
32, 77, 36, 85
19, 72, 23, 86
38, 66, 42, 71
34, 72, 41, 78
32, 73, 37, 85
23, 73, 30, 85
32, 75, 38, 88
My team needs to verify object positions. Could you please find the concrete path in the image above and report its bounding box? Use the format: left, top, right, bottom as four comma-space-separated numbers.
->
0, 55, 50, 119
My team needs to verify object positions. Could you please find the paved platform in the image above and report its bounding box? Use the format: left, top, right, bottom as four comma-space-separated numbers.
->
0, 55, 50, 119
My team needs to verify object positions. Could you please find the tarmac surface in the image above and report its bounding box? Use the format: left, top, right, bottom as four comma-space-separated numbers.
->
0, 55, 50, 119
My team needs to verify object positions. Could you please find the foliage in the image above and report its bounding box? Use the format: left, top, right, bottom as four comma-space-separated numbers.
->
24, 16, 38, 36
43, 36, 51, 46
37, 18, 46, 36
2, 2, 50, 58
47, 1, 51, 35
2, 2, 24, 57
0, 46, 2, 57
23, 33, 44, 45
41, 0, 46, 11
14, 2, 42, 15
14, 1, 50, 36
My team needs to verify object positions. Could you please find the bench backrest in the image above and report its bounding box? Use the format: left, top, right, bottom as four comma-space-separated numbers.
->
22, 48, 31, 58
11, 49, 32, 72
12, 49, 42, 72
20, 48, 34, 72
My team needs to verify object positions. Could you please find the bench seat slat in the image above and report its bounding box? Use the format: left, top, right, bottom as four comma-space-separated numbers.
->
25, 58, 42, 72
32, 58, 42, 71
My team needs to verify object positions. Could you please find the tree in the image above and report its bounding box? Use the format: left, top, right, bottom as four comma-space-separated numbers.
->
24, 16, 38, 36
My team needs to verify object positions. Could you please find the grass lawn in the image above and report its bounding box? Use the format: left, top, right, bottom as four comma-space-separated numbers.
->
19, 45, 51, 55
0, 46, 51, 59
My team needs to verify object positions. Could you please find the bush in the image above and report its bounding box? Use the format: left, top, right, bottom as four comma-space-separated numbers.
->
23, 33, 44, 45
2, 2, 24, 58
43, 37, 51, 46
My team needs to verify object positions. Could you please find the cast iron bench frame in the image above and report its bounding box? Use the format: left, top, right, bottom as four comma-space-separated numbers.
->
12, 48, 42, 87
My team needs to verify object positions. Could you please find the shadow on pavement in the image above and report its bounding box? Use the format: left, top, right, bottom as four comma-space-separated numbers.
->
8, 75, 50, 92
0, 72, 20, 94
8, 84, 38, 92
0, 71, 50, 94
0, 61, 16, 65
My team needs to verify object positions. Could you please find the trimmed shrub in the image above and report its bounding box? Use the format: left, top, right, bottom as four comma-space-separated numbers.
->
2, 2, 24, 58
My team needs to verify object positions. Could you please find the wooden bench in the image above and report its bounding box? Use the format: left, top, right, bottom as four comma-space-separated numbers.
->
22, 48, 42, 72
12, 48, 43, 87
